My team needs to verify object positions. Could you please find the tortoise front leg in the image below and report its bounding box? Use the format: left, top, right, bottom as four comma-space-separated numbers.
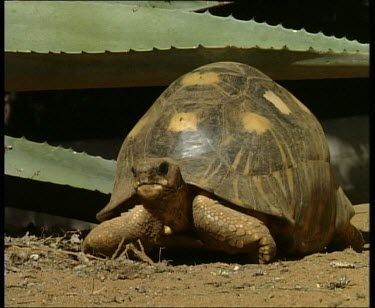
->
83, 205, 164, 257
192, 195, 276, 264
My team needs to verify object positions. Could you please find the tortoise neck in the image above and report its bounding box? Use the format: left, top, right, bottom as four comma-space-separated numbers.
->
142, 183, 192, 234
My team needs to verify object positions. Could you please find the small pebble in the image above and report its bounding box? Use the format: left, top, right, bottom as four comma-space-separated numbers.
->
253, 269, 264, 276
70, 234, 81, 245
114, 296, 124, 303
135, 286, 146, 293
29, 254, 39, 261
73, 264, 87, 271
274, 277, 284, 282
280, 267, 289, 273
77, 252, 90, 264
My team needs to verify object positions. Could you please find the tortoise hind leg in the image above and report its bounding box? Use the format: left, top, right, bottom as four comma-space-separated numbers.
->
329, 223, 364, 253
192, 194, 276, 264
330, 187, 365, 252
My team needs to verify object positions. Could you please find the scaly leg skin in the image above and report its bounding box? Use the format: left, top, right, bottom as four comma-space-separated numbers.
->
192, 195, 276, 264
83, 205, 164, 258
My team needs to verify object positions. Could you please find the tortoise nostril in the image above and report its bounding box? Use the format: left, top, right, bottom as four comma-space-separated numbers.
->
158, 161, 169, 176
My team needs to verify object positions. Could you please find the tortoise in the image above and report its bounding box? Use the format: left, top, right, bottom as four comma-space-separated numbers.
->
83, 62, 364, 263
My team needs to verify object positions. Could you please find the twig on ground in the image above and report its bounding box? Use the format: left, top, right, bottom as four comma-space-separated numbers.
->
6, 243, 105, 261
111, 237, 126, 259
116, 241, 155, 265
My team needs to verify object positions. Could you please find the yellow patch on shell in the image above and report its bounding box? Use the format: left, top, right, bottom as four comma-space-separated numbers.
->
263, 90, 291, 114
168, 112, 198, 132
181, 72, 220, 86
231, 148, 244, 171
128, 115, 149, 138
242, 112, 271, 134
164, 225, 173, 235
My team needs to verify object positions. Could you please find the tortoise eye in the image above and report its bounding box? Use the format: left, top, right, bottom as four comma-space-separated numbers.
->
158, 161, 169, 176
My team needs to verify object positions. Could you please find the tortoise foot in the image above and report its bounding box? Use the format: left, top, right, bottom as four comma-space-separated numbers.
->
258, 236, 277, 264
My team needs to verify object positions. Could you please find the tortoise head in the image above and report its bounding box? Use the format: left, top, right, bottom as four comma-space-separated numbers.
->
132, 158, 185, 202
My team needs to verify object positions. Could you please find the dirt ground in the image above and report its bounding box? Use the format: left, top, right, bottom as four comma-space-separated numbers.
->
5, 205, 370, 307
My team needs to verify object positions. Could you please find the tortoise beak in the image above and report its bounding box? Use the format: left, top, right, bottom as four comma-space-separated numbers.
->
136, 183, 164, 200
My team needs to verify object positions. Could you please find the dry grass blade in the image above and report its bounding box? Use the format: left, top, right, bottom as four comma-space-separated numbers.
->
115, 241, 155, 265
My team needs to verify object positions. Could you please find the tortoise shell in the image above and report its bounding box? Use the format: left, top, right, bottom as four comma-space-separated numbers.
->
98, 62, 353, 236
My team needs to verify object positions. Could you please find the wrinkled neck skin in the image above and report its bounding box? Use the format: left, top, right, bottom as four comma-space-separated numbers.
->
140, 182, 192, 235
